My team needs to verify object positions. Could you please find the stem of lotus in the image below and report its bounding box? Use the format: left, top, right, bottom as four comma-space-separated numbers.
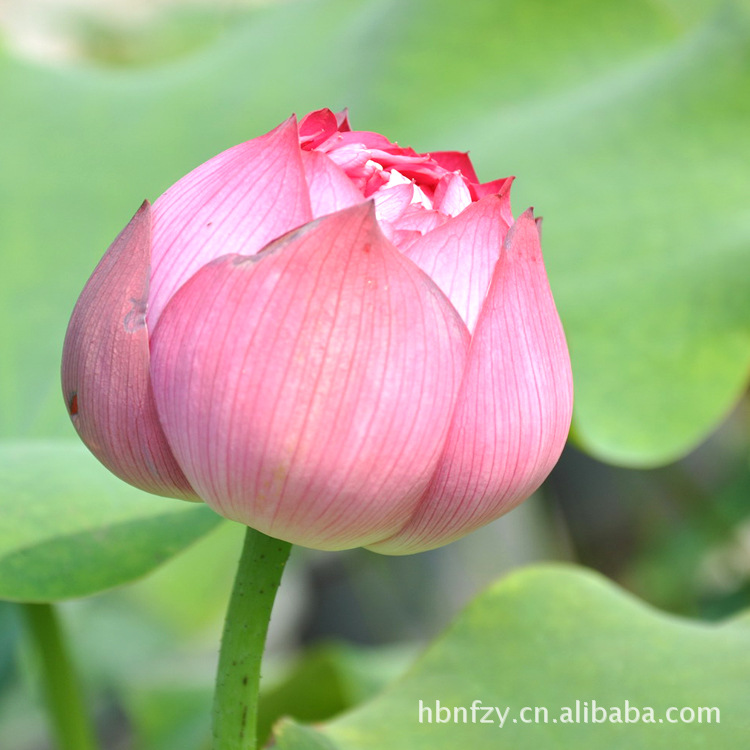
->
212, 526, 292, 750
21, 602, 99, 750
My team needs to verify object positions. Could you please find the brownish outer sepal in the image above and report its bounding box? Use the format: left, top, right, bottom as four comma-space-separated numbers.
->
61, 201, 196, 500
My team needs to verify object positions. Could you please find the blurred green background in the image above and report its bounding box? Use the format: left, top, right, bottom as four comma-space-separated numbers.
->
1, 0, 749, 747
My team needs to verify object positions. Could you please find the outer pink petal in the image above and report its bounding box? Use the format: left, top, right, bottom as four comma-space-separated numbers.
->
470, 175, 515, 214
401, 194, 511, 333
300, 150, 364, 218
61, 202, 196, 499
369, 209, 573, 554
148, 116, 313, 329
150, 203, 470, 550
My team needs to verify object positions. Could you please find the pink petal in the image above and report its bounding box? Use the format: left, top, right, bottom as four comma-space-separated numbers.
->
148, 116, 312, 329
300, 150, 364, 218
334, 108, 352, 131
372, 183, 416, 223
369, 209, 573, 554
299, 108, 340, 149
322, 130, 401, 152
394, 205, 448, 235
387, 228, 424, 252
470, 175, 515, 219
372, 183, 443, 246
401, 195, 510, 333
150, 203, 470, 550
322, 143, 379, 185
362, 167, 390, 196
433, 173, 472, 217
387, 206, 449, 251
367, 149, 444, 186
427, 151, 480, 183
61, 203, 196, 499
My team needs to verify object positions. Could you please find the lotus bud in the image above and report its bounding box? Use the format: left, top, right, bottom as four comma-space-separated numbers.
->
62, 109, 573, 554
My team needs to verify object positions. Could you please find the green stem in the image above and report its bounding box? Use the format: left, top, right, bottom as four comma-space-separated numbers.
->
213, 527, 292, 750
21, 603, 99, 750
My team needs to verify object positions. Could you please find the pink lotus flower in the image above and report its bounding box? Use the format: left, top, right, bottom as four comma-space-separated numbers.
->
62, 109, 573, 554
